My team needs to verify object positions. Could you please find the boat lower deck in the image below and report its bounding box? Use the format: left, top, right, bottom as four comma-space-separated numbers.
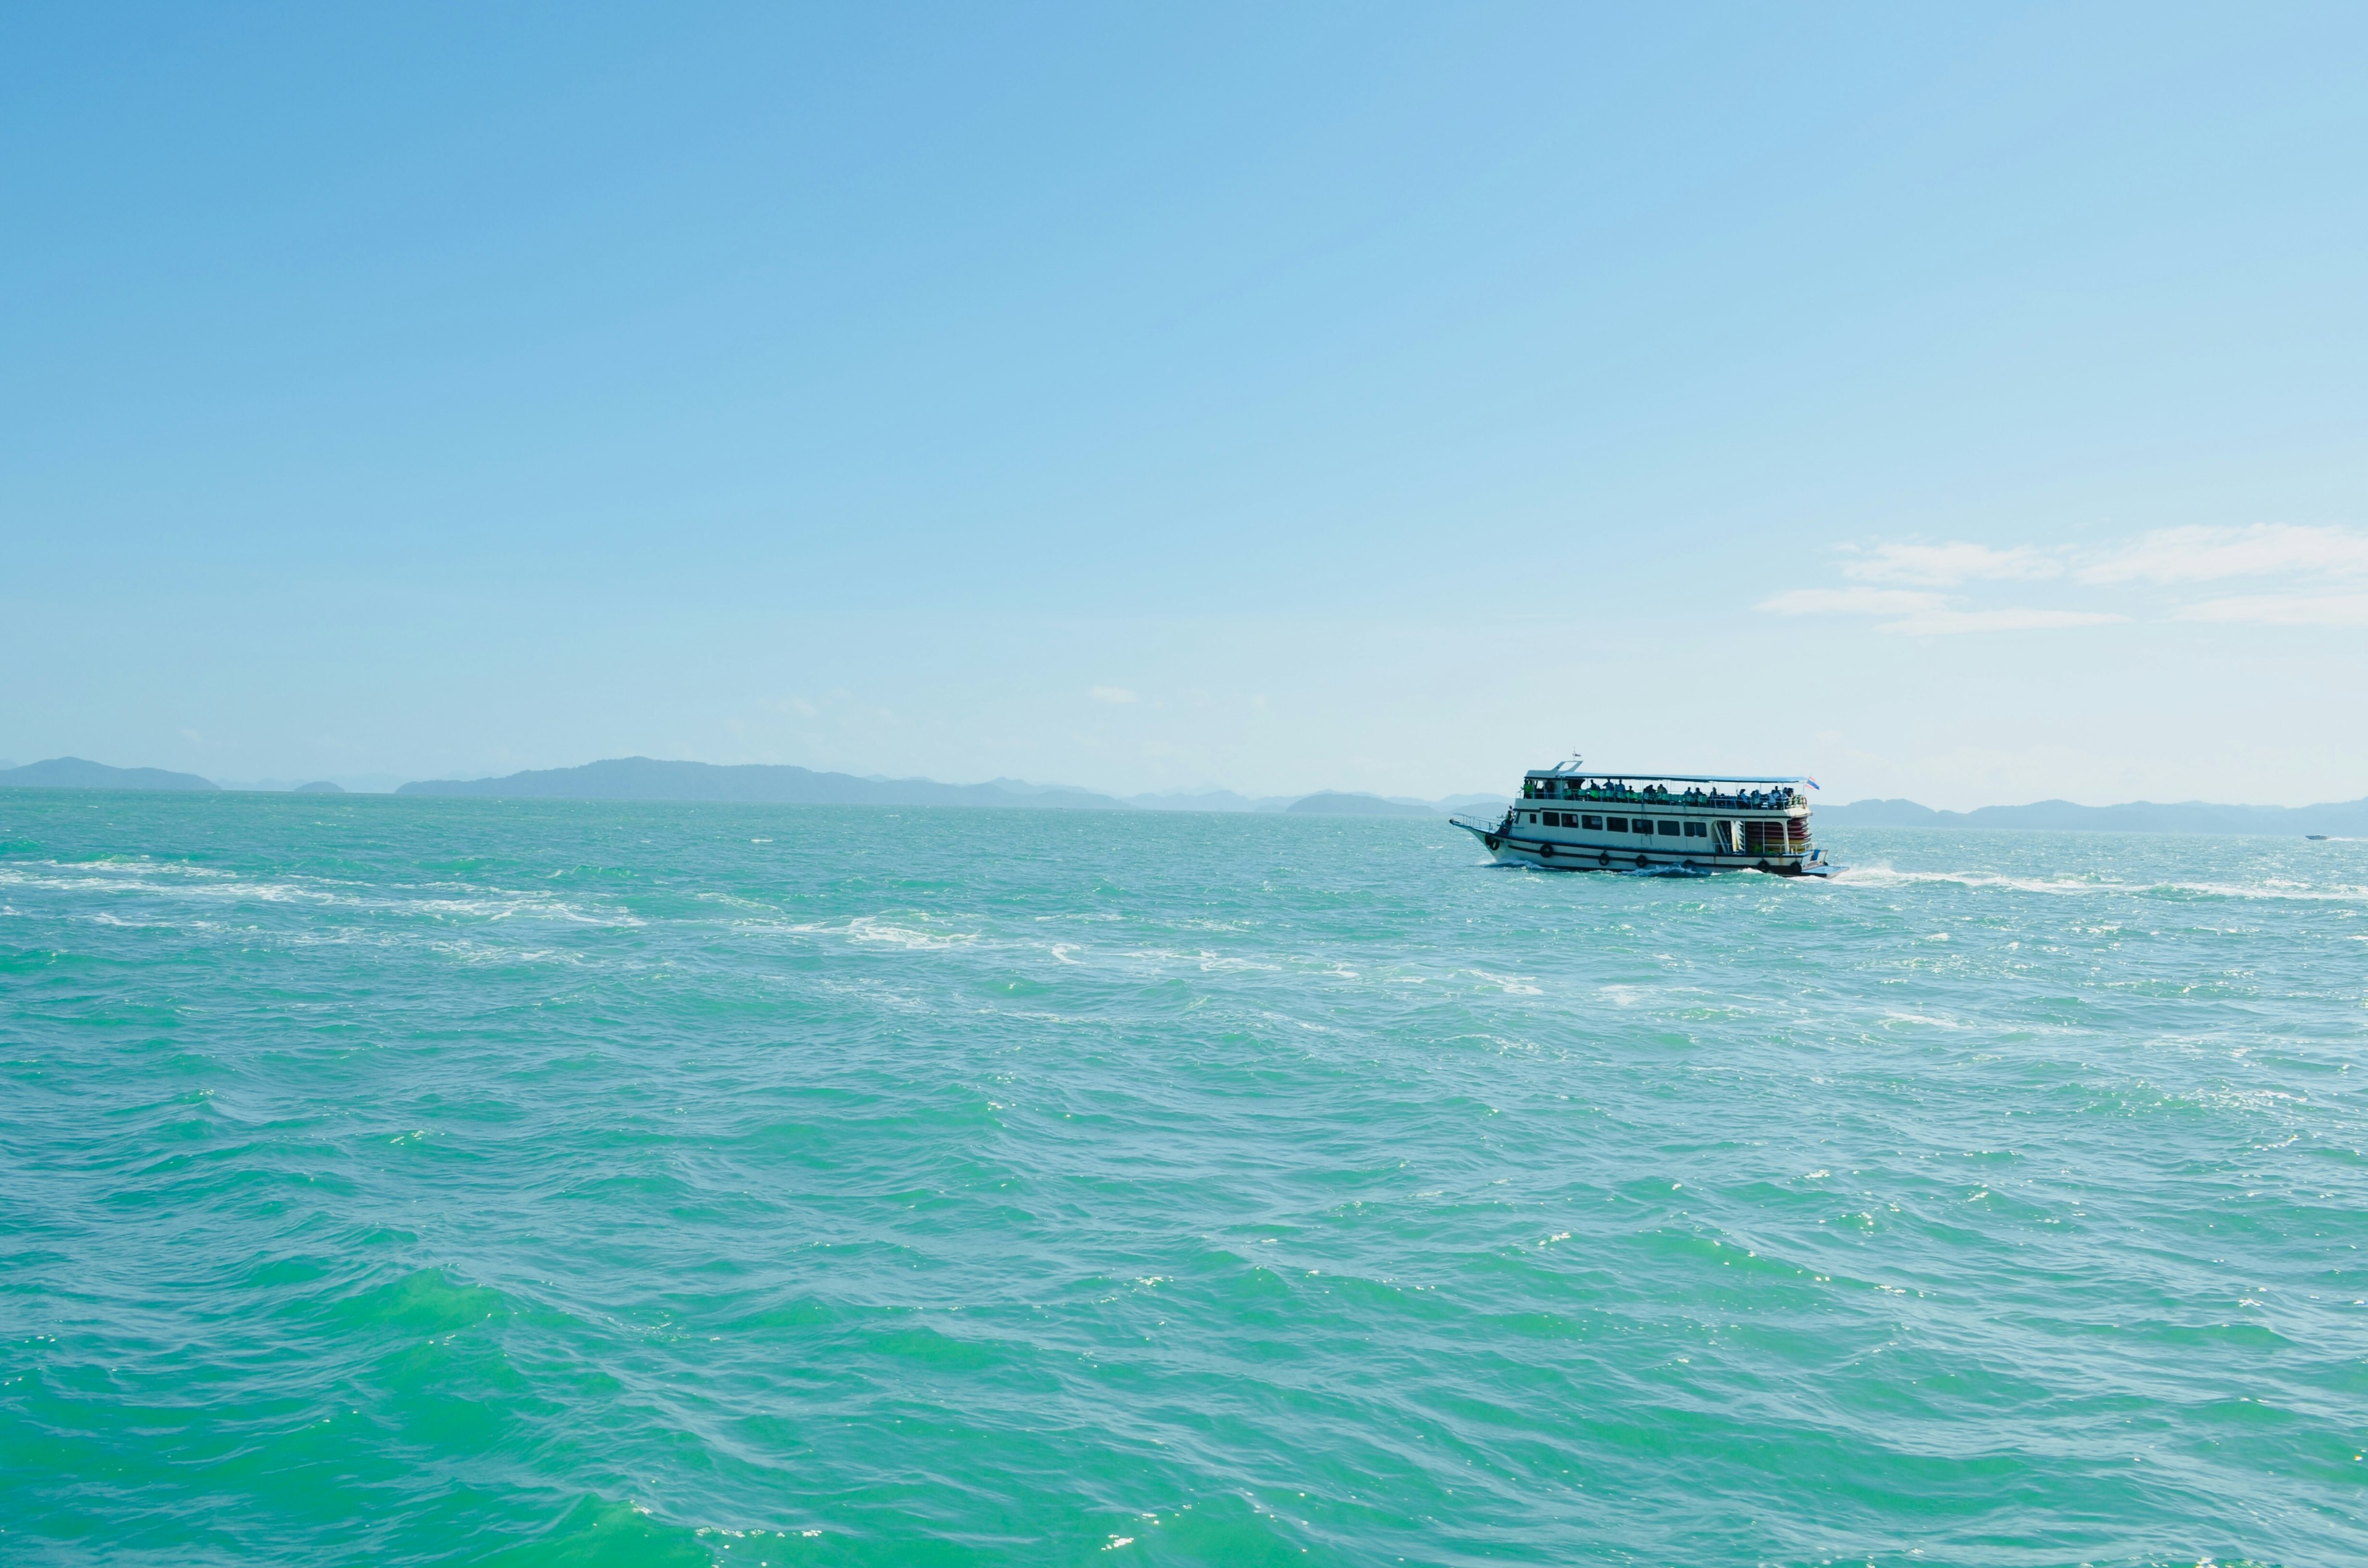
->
1451, 816, 1831, 876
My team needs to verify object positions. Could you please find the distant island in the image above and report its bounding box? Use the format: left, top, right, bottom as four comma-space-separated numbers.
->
1286, 791, 1436, 818
397, 757, 1135, 810
396, 758, 1499, 815
1815, 795, 2368, 837
0, 757, 216, 792
2, 753, 2363, 834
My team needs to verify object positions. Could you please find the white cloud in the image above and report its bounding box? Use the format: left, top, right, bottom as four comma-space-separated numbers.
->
1764, 522, 2368, 638
1760, 587, 2122, 635
2077, 524, 2368, 585
1878, 607, 2126, 636
1759, 588, 1944, 617
2173, 593, 2368, 626
1841, 541, 2063, 587
1088, 685, 1138, 704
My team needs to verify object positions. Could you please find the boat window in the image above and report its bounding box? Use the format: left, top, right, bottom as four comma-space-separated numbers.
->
1605, 816, 1626, 832
1684, 821, 1707, 837
1657, 821, 1681, 836
1544, 811, 1561, 826
1634, 819, 1655, 835
1581, 815, 1603, 830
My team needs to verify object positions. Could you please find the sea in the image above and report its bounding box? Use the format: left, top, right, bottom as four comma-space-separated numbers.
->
2, 791, 2361, 1567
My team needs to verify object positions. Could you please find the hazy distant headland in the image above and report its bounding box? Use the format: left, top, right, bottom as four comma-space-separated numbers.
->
398, 757, 1135, 810
1286, 791, 1437, 818
1814, 795, 2368, 837
4, 753, 2366, 833
395, 758, 1494, 815
0, 752, 1481, 813
0, 757, 217, 792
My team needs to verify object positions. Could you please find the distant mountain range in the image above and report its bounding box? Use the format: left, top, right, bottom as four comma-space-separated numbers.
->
397, 758, 1497, 816
3, 753, 2361, 833
1816, 796, 2368, 836
1286, 791, 1436, 818
1127, 789, 1507, 814
397, 757, 1135, 810
0, 757, 217, 791
0, 752, 1494, 813
1129, 789, 1296, 812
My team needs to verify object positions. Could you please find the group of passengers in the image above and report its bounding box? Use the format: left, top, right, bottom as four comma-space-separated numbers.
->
1524, 778, 1797, 810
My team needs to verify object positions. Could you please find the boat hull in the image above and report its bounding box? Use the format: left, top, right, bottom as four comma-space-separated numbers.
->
1450, 817, 1832, 876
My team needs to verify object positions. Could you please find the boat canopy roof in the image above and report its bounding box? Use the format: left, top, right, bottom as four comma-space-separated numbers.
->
1524, 766, 1813, 786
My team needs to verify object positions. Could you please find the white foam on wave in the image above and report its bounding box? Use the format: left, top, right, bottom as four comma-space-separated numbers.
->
410, 895, 643, 927
1460, 967, 1542, 996
81, 910, 190, 930
61, 856, 236, 879
1, 860, 655, 932
1834, 863, 2368, 903
796, 915, 980, 950
0, 863, 349, 906
1118, 945, 1282, 975
770, 917, 1307, 977
691, 890, 778, 914
423, 937, 594, 967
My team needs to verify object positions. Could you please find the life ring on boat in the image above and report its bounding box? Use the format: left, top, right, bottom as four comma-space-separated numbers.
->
1597, 852, 1610, 866
1484, 835, 1500, 852
1537, 842, 1555, 858
1635, 855, 1649, 868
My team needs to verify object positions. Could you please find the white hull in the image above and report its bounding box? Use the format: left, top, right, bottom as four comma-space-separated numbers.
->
1450, 810, 1832, 877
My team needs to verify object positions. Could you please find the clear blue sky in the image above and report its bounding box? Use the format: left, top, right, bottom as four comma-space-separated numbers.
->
6, 4, 2364, 806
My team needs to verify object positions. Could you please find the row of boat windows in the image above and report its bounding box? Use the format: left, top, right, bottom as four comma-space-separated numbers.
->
1526, 811, 1707, 837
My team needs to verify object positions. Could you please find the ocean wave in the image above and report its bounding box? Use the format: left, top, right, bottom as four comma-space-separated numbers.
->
7, 800, 2364, 1567
1834, 863, 2368, 901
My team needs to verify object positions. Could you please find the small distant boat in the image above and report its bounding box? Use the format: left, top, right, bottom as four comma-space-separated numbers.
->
2307, 834, 2330, 840
1451, 758, 1833, 876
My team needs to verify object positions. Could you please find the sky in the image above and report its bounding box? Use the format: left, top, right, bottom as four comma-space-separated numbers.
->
4, 4, 2365, 808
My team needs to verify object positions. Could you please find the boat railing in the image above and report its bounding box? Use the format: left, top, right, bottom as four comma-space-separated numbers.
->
1520, 792, 1806, 811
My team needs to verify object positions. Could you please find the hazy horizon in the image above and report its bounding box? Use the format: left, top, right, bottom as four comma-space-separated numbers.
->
7, 7, 2365, 812
12, 746, 2368, 816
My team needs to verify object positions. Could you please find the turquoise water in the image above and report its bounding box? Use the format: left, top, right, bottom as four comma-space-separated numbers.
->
2, 792, 2362, 1566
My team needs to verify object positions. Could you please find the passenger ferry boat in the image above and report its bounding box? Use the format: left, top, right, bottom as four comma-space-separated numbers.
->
1450, 760, 1833, 876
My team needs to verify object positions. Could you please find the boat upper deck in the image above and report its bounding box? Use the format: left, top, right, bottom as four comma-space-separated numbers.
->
1518, 768, 1812, 812
1524, 770, 1811, 786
